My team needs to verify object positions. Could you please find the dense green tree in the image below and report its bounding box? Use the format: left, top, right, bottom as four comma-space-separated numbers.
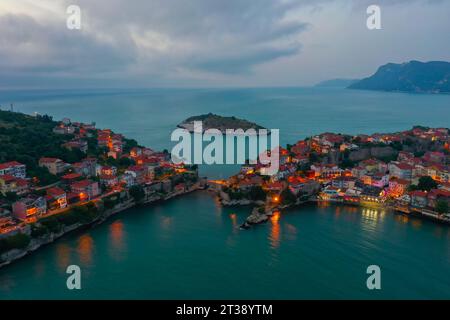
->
248, 186, 266, 201
280, 188, 296, 205
435, 200, 449, 215
417, 176, 438, 191
129, 185, 145, 202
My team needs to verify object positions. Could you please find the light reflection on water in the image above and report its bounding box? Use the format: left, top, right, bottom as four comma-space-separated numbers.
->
108, 220, 126, 261
269, 212, 281, 250
55, 243, 71, 272
77, 234, 94, 266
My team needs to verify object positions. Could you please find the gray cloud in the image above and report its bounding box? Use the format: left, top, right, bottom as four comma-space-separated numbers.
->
0, 0, 448, 88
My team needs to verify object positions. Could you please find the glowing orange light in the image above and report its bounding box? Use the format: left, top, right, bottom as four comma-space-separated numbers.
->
272, 196, 280, 203
271, 211, 280, 222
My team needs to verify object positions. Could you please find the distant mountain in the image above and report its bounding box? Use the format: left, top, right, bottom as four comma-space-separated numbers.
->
349, 61, 450, 93
315, 78, 359, 88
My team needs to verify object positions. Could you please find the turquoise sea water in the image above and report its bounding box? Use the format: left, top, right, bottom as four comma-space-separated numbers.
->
0, 87, 449, 299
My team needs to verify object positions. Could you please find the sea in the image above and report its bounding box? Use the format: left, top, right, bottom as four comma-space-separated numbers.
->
0, 87, 449, 299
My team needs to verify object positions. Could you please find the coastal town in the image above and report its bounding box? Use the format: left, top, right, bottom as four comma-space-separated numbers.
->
0, 110, 202, 266
1, 108, 449, 266
214, 126, 450, 227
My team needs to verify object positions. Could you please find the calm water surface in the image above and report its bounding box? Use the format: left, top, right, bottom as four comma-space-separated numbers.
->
0, 88, 449, 299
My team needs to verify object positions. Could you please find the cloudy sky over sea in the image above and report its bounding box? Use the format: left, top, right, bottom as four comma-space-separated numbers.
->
1, 0, 449, 88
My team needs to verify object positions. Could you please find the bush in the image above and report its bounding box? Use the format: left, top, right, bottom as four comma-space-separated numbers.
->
249, 186, 266, 201
0, 233, 31, 254
30, 224, 49, 237
280, 188, 296, 205
129, 185, 145, 202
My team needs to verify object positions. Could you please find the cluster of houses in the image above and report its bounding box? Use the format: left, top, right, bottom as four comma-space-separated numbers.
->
223, 127, 450, 218
0, 118, 197, 237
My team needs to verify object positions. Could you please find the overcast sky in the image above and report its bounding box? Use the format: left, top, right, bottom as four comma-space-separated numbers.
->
1, 0, 449, 89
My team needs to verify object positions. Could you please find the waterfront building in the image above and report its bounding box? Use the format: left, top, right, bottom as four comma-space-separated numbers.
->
46, 187, 67, 210
12, 196, 47, 222
427, 189, 450, 210
410, 190, 428, 208
70, 180, 100, 200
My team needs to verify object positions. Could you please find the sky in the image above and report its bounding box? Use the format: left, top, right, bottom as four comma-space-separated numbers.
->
0, 0, 449, 89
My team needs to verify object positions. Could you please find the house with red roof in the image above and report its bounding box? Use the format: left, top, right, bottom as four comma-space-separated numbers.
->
70, 179, 100, 200
427, 189, 450, 211
39, 157, 68, 175
388, 177, 410, 197
388, 162, 413, 181
125, 165, 148, 184
410, 190, 428, 208
0, 175, 29, 195
46, 187, 67, 209
12, 196, 47, 222
100, 174, 119, 188
0, 161, 26, 179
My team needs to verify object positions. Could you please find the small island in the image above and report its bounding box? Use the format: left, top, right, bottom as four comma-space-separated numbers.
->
177, 113, 267, 133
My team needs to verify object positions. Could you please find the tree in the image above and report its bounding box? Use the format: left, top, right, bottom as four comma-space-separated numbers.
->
129, 185, 145, 202
435, 200, 449, 215
417, 176, 438, 191
280, 188, 296, 205
248, 186, 266, 201
5, 192, 18, 202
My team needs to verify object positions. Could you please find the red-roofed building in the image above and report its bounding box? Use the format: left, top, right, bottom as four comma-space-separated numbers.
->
125, 165, 148, 184
0, 175, 29, 195
61, 173, 82, 184
70, 180, 100, 200
427, 189, 450, 210
100, 174, 119, 188
389, 162, 413, 180
410, 190, 428, 208
0, 161, 26, 179
39, 157, 67, 175
46, 187, 67, 209
423, 151, 445, 164
388, 177, 409, 198
12, 196, 47, 222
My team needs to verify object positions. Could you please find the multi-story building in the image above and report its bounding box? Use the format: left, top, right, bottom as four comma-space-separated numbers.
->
39, 157, 68, 175
388, 162, 413, 181
0, 161, 26, 179
46, 187, 67, 210
70, 180, 100, 200
12, 196, 47, 222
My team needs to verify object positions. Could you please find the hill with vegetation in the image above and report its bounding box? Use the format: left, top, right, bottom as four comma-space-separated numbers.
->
178, 113, 267, 133
349, 61, 450, 93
